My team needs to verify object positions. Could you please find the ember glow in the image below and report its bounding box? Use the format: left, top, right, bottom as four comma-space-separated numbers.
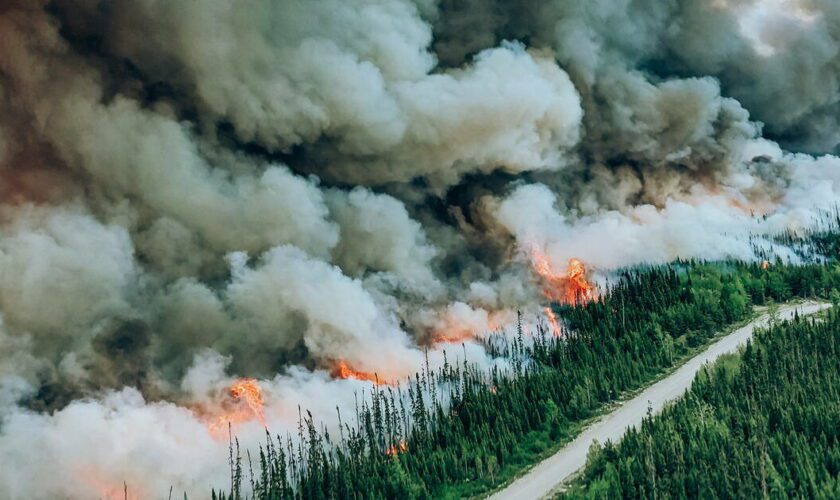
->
531, 249, 598, 305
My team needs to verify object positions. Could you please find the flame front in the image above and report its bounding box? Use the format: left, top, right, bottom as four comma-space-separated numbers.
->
544, 307, 562, 337
208, 378, 266, 434
332, 360, 388, 385
229, 378, 265, 424
386, 440, 408, 456
530, 249, 597, 305
76, 467, 143, 500
431, 311, 508, 344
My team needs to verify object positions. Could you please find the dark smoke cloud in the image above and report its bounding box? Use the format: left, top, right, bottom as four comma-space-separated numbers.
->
0, 0, 839, 497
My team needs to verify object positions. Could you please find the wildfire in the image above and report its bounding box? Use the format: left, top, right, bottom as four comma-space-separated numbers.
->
530, 248, 597, 305
544, 307, 562, 337
332, 360, 389, 385
726, 196, 773, 216
229, 378, 265, 423
431, 329, 474, 344
431, 311, 508, 345
386, 440, 408, 456
760, 260, 770, 270
208, 378, 266, 434
76, 467, 142, 500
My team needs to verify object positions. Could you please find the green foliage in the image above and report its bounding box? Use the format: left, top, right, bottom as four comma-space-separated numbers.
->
216, 261, 840, 499
564, 308, 840, 499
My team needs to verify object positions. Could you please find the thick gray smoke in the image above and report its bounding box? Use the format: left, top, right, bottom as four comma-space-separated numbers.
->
1, 0, 839, 497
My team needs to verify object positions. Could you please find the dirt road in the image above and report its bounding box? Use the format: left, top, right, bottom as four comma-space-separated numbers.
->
487, 301, 830, 500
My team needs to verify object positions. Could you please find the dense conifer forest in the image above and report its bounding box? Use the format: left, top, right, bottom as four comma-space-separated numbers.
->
563, 307, 840, 499
213, 257, 840, 499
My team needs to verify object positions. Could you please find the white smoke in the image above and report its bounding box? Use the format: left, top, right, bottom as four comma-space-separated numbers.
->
0, 0, 839, 498
225, 245, 423, 375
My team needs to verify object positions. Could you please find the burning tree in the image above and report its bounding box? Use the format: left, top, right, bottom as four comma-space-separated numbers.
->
529, 249, 598, 305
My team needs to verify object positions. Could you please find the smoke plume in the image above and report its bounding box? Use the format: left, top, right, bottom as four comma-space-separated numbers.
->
0, 0, 839, 497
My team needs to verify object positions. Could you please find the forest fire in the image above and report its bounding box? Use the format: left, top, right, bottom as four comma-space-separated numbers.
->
430, 311, 508, 345
431, 330, 473, 344
544, 307, 562, 337
229, 379, 265, 422
332, 360, 389, 385
530, 249, 597, 305
208, 378, 266, 433
76, 467, 142, 500
386, 440, 408, 456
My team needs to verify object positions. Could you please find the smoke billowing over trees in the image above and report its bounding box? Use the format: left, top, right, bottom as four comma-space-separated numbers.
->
0, 1, 840, 497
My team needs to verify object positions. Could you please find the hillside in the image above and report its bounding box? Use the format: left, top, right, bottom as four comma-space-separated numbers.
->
215, 261, 840, 499
564, 306, 840, 499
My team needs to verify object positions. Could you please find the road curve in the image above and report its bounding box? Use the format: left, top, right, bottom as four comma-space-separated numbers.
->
487, 301, 830, 500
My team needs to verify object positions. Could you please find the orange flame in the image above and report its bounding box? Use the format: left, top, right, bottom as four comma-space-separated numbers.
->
544, 307, 562, 337
229, 378, 265, 423
530, 249, 597, 305
431, 328, 475, 344
332, 360, 389, 385
760, 260, 770, 270
208, 378, 266, 433
76, 467, 143, 500
386, 440, 408, 456
431, 313, 506, 344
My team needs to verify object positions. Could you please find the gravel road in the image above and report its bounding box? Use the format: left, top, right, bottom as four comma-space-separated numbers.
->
487, 301, 831, 500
